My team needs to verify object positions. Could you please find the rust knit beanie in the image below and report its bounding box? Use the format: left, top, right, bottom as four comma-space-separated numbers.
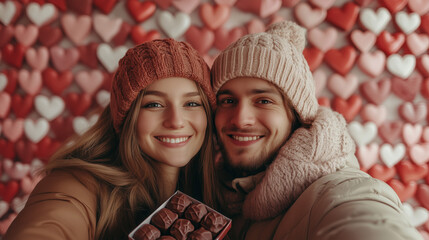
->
110, 38, 215, 133
211, 21, 318, 122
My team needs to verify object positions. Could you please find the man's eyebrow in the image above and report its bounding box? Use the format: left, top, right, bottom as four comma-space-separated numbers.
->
144, 90, 200, 97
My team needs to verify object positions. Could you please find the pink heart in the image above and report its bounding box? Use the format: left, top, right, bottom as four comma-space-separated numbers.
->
0, 213, 17, 235
246, 19, 266, 34
75, 70, 104, 95
399, 102, 428, 124
60, 13, 92, 45
3, 159, 30, 180
25, 46, 49, 71
379, 121, 403, 144
327, 73, 358, 99
14, 24, 38, 47
357, 143, 379, 170
0, 92, 11, 118
350, 30, 376, 52
215, 0, 237, 6
214, 26, 246, 51
420, 230, 429, 240
408, 0, 429, 16
11, 195, 28, 213
93, 13, 122, 43
307, 27, 337, 52
360, 78, 391, 105
203, 54, 217, 68
360, 104, 387, 127
409, 143, 429, 165
172, 0, 200, 14
2, 118, 24, 142
402, 123, 423, 146
49, 46, 80, 72
417, 184, 429, 210
423, 126, 429, 142
185, 25, 215, 55
417, 54, 429, 77
406, 33, 429, 56
20, 175, 42, 195
309, 0, 335, 9
357, 50, 386, 77
294, 2, 326, 29
236, 0, 282, 18
312, 69, 327, 97
18, 70, 42, 96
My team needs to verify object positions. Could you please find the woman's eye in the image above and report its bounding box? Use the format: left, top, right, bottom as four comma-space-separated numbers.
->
143, 102, 162, 108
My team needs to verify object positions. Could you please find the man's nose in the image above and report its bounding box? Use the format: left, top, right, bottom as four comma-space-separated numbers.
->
230, 102, 255, 128
163, 107, 185, 129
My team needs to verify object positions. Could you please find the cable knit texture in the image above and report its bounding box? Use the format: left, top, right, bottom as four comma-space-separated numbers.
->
110, 39, 215, 133
211, 21, 317, 122
233, 107, 356, 220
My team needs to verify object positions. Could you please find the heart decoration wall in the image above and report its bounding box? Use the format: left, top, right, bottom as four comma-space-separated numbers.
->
0, 0, 428, 237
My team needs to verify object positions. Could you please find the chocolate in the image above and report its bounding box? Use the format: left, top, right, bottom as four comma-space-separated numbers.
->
133, 224, 161, 240
169, 218, 195, 240
188, 227, 213, 240
166, 192, 193, 214
158, 236, 175, 240
150, 208, 178, 231
201, 211, 228, 234
184, 203, 208, 223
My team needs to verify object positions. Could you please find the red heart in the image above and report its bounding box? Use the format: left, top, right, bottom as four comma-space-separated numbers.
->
379, 121, 404, 144
332, 94, 362, 122
15, 139, 37, 164
352, 0, 372, 6
77, 42, 99, 69
66, 0, 92, 15
421, 78, 429, 100
367, 164, 397, 182
1, 69, 18, 94
0, 140, 15, 159
111, 21, 131, 46
46, 0, 67, 11
421, 14, 429, 35
317, 97, 331, 108
185, 25, 215, 55
36, 137, 61, 162
199, 3, 231, 30
214, 26, 246, 51
0, 25, 14, 49
11, 94, 34, 118
2, 43, 26, 68
396, 160, 429, 183
0, 181, 19, 203
417, 55, 429, 78
101, 72, 114, 91
64, 92, 92, 116
153, 0, 173, 9
126, 0, 156, 23
391, 73, 422, 102
388, 179, 417, 202
42, 68, 73, 95
376, 31, 405, 55
360, 77, 391, 105
38, 25, 63, 47
326, 2, 360, 31
324, 46, 357, 76
130, 25, 161, 45
399, 102, 427, 124
50, 116, 74, 141
303, 47, 324, 72
93, 0, 118, 14
379, 0, 407, 13
416, 183, 429, 210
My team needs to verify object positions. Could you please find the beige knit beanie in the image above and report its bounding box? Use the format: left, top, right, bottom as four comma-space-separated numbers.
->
211, 20, 318, 122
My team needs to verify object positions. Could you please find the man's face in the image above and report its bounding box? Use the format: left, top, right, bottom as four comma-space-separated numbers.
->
215, 77, 293, 172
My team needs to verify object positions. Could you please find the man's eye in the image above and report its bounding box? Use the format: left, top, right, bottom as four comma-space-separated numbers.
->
219, 98, 235, 105
143, 102, 162, 108
258, 99, 272, 104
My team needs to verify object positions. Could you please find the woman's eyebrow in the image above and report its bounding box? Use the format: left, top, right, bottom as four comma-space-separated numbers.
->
144, 91, 200, 97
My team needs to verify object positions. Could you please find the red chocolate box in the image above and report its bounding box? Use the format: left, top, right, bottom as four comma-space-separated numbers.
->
129, 191, 231, 240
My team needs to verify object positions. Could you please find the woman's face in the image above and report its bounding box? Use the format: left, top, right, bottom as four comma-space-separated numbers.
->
137, 77, 207, 168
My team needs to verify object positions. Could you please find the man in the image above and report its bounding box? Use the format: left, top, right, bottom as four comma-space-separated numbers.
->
211, 20, 423, 240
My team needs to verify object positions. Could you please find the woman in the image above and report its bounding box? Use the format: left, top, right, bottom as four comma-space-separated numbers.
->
5, 39, 219, 240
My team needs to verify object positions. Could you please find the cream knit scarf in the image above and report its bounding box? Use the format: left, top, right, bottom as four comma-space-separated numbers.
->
222, 107, 357, 220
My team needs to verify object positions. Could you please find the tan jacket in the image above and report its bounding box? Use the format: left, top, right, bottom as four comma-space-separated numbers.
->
4, 170, 97, 240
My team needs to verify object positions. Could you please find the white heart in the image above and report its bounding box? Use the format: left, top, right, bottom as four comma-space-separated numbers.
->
157, 11, 191, 39
403, 203, 429, 227
0, 1, 16, 25
395, 11, 421, 34
96, 90, 110, 108
380, 143, 406, 168
386, 54, 415, 79
0, 73, 6, 92
97, 44, 127, 73
34, 95, 65, 121
26, 3, 57, 26
73, 115, 99, 135
0, 201, 9, 218
360, 7, 391, 35
3, 159, 30, 180
24, 118, 50, 143
347, 121, 377, 146
11, 195, 28, 214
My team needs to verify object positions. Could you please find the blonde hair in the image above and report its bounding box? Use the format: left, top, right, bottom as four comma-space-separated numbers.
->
43, 85, 219, 239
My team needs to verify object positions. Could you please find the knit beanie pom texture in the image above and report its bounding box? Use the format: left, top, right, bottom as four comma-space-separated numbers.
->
211, 20, 318, 122
110, 39, 215, 133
